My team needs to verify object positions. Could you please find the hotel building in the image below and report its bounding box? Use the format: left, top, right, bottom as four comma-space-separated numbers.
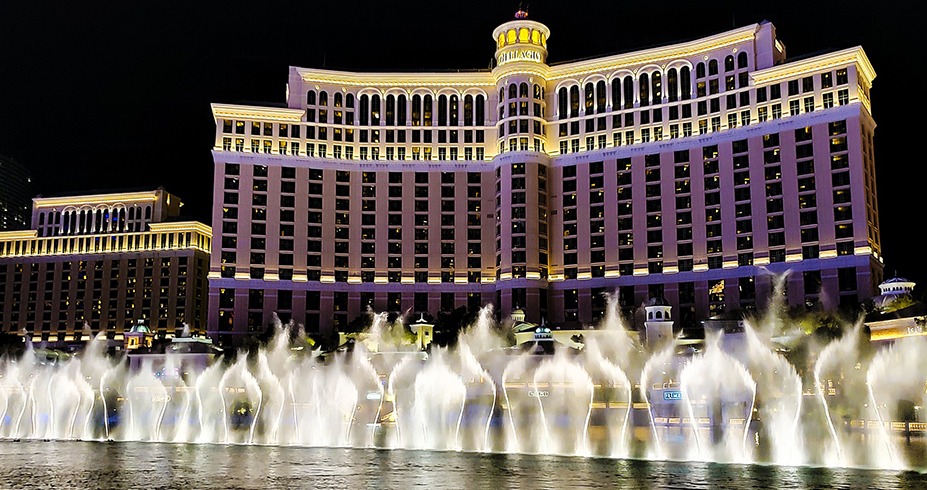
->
0, 190, 211, 345
208, 11, 881, 343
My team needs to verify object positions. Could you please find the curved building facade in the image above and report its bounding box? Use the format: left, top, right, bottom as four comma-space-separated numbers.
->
208, 12, 881, 344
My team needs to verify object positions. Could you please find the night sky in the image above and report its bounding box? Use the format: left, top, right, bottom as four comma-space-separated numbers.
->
1, 1, 922, 287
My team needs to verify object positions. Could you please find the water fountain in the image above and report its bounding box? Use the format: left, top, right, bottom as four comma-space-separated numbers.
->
1, 296, 926, 471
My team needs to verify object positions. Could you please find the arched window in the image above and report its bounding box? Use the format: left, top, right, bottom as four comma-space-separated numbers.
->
334, 92, 343, 107
584, 83, 594, 113
558, 87, 568, 119
569, 86, 579, 117
519, 82, 528, 98
725, 55, 735, 72
464, 95, 473, 126
667, 68, 678, 102
498, 34, 505, 49
499, 88, 505, 102
397, 94, 407, 125
534, 84, 541, 99
531, 29, 540, 44
509, 84, 517, 99
449, 95, 459, 126
648, 312, 653, 320
371, 94, 380, 125
359, 95, 369, 125
519, 28, 529, 42
307, 90, 316, 105
438, 95, 448, 126
738, 52, 748, 69
345, 93, 354, 108
412, 95, 422, 126
656, 311, 663, 319
596, 80, 606, 113
696, 62, 706, 79
623, 76, 634, 109
708, 59, 718, 76
611, 78, 621, 108
639, 73, 649, 107
38, 212, 44, 225
651, 71, 662, 105
145, 206, 152, 220
319, 91, 328, 106
386, 95, 396, 125
475, 95, 485, 125
680, 67, 691, 100
423, 95, 432, 126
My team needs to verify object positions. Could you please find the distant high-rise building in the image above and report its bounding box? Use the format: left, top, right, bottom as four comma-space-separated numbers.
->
0, 190, 211, 346
207, 11, 881, 344
0, 153, 33, 231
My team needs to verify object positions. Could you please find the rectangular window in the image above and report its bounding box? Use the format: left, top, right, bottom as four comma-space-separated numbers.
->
836, 69, 848, 85
804, 97, 815, 113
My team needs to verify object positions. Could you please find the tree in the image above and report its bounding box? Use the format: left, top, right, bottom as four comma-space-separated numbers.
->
0, 333, 25, 359
432, 306, 478, 348
343, 314, 373, 334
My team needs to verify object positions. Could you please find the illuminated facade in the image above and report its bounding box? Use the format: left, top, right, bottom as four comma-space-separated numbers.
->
0, 190, 211, 345
208, 12, 881, 343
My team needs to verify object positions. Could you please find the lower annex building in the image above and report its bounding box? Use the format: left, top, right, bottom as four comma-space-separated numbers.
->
0, 190, 211, 346
207, 11, 881, 344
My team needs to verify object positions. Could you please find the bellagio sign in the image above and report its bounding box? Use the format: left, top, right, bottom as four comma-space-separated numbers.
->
498, 50, 543, 65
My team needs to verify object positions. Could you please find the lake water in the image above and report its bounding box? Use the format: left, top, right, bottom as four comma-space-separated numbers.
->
1, 441, 926, 489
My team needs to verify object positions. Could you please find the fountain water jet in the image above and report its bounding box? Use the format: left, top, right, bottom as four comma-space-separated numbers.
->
1, 302, 926, 470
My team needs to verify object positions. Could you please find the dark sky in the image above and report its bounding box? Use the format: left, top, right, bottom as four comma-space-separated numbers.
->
1, 1, 921, 286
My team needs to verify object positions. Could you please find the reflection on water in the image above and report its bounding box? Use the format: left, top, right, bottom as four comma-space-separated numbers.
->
0, 441, 925, 490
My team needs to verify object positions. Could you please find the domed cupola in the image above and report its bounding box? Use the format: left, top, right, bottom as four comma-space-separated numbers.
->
491, 9, 551, 68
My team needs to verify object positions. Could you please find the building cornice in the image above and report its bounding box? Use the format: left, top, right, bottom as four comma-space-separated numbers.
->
750, 46, 876, 86
211, 103, 305, 122
33, 191, 161, 208
295, 68, 495, 88
286, 26, 873, 92
149, 221, 212, 237
547, 24, 759, 80
0, 230, 38, 239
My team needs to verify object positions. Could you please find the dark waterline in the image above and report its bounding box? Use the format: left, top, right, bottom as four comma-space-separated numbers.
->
1, 441, 926, 489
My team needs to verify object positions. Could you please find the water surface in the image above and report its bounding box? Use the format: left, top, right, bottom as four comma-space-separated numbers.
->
1, 441, 926, 489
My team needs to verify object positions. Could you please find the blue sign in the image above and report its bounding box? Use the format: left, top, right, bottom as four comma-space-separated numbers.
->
663, 391, 683, 401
